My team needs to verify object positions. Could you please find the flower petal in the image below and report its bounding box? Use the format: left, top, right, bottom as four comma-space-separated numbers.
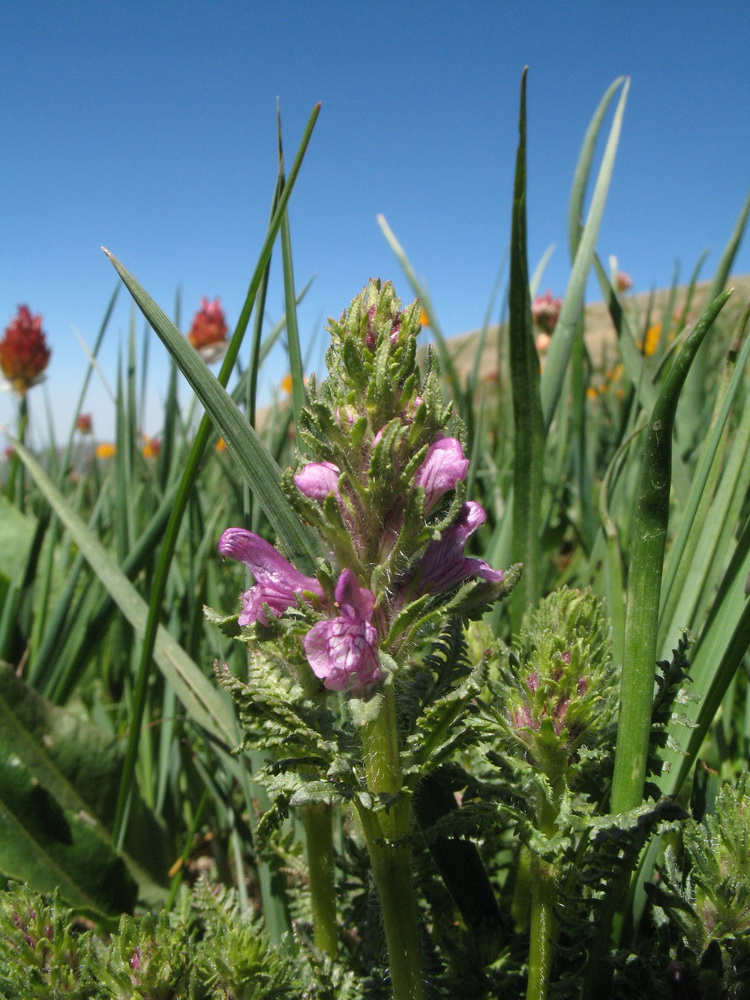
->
294, 461, 340, 500
218, 527, 323, 625
417, 502, 503, 593
304, 616, 380, 692
414, 436, 468, 512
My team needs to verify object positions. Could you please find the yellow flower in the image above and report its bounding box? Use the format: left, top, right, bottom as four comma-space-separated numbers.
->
586, 386, 598, 400
95, 442, 116, 459
215, 437, 227, 452
281, 373, 293, 394
419, 308, 429, 327
639, 323, 662, 357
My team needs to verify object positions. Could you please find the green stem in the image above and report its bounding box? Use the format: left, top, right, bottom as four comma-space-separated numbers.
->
367, 838, 425, 1000
301, 802, 338, 957
526, 793, 560, 1000
526, 854, 557, 1000
8, 395, 28, 510
358, 684, 424, 1000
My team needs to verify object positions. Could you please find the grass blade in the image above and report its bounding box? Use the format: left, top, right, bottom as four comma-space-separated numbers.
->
609, 289, 731, 814
541, 78, 629, 429
508, 68, 544, 620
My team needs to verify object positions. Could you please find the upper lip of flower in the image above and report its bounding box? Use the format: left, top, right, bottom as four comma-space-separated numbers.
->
415, 501, 504, 594
218, 527, 323, 626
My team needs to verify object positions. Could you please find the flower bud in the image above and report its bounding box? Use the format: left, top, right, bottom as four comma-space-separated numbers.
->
494, 588, 615, 782
414, 437, 468, 513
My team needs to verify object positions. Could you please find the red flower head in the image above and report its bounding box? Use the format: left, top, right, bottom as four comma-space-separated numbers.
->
187, 297, 228, 363
0, 306, 51, 396
76, 413, 93, 434
531, 291, 563, 336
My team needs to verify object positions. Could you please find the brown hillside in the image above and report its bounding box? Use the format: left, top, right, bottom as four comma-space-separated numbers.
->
443, 274, 750, 381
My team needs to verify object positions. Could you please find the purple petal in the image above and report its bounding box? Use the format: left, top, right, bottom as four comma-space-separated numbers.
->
418, 501, 503, 593
304, 616, 381, 692
335, 568, 375, 621
294, 461, 340, 501
414, 437, 469, 513
304, 569, 381, 692
218, 527, 323, 625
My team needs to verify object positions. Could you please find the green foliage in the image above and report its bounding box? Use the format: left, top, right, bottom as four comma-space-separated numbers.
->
0, 882, 300, 1000
649, 773, 750, 997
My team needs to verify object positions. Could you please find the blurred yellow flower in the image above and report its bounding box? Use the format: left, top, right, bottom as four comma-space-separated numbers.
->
281, 373, 293, 394
215, 437, 227, 452
95, 442, 116, 459
586, 386, 598, 400
639, 323, 662, 357
419, 308, 429, 327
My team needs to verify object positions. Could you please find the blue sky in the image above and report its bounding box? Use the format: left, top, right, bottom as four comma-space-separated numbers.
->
1, 1, 749, 443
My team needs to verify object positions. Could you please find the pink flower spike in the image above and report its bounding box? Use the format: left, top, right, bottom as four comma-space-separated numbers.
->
418, 501, 504, 594
218, 527, 323, 626
294, 461, 340, 501
304, 569, 381, 692
415, 437, 469, 513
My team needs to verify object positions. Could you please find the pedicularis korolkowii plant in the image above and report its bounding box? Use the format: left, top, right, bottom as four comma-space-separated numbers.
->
211, 279, 520, 1000
478, 588, 617, 998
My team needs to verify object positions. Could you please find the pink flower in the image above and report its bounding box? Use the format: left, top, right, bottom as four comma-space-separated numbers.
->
0, 305, 51, 396
414, 437, 468, 513
304, 569, 381, 692
218, 527, 323, 626
294, 461, 340, 500
417, 501, 504, 594
531, 291, 562, 335
188, 297, 228, 363
616, 271, 633, 292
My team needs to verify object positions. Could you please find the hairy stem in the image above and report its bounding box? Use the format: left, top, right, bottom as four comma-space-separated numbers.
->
301, 802, 338, 957
367, 838, 425, 1000
526, 788, 561, 1000
358, 684, 424, 999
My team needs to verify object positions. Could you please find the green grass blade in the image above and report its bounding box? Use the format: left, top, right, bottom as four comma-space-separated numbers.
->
610, 289, 731, 814
680, 192, 750, 441
6, 436, 239, 751
567, 78, 626, 260
102, 250, 319, 571
541, 78, 629, 429
656, 511, 750, 798
377, 213, 464, 407
508, 68, 544, 620
658, 304, 750, 655
278, 109, 306, 426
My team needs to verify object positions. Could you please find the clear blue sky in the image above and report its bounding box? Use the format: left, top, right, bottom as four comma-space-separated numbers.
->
1, 1, 749, 443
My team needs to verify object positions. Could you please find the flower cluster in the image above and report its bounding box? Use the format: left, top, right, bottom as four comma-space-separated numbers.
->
187, 297, 228, 364
218, 280, 518, 695
0, 305, 51, 396
489, 587, 615, 783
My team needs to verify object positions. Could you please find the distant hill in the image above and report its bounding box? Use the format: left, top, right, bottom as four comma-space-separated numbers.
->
441, 274, 750, 381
